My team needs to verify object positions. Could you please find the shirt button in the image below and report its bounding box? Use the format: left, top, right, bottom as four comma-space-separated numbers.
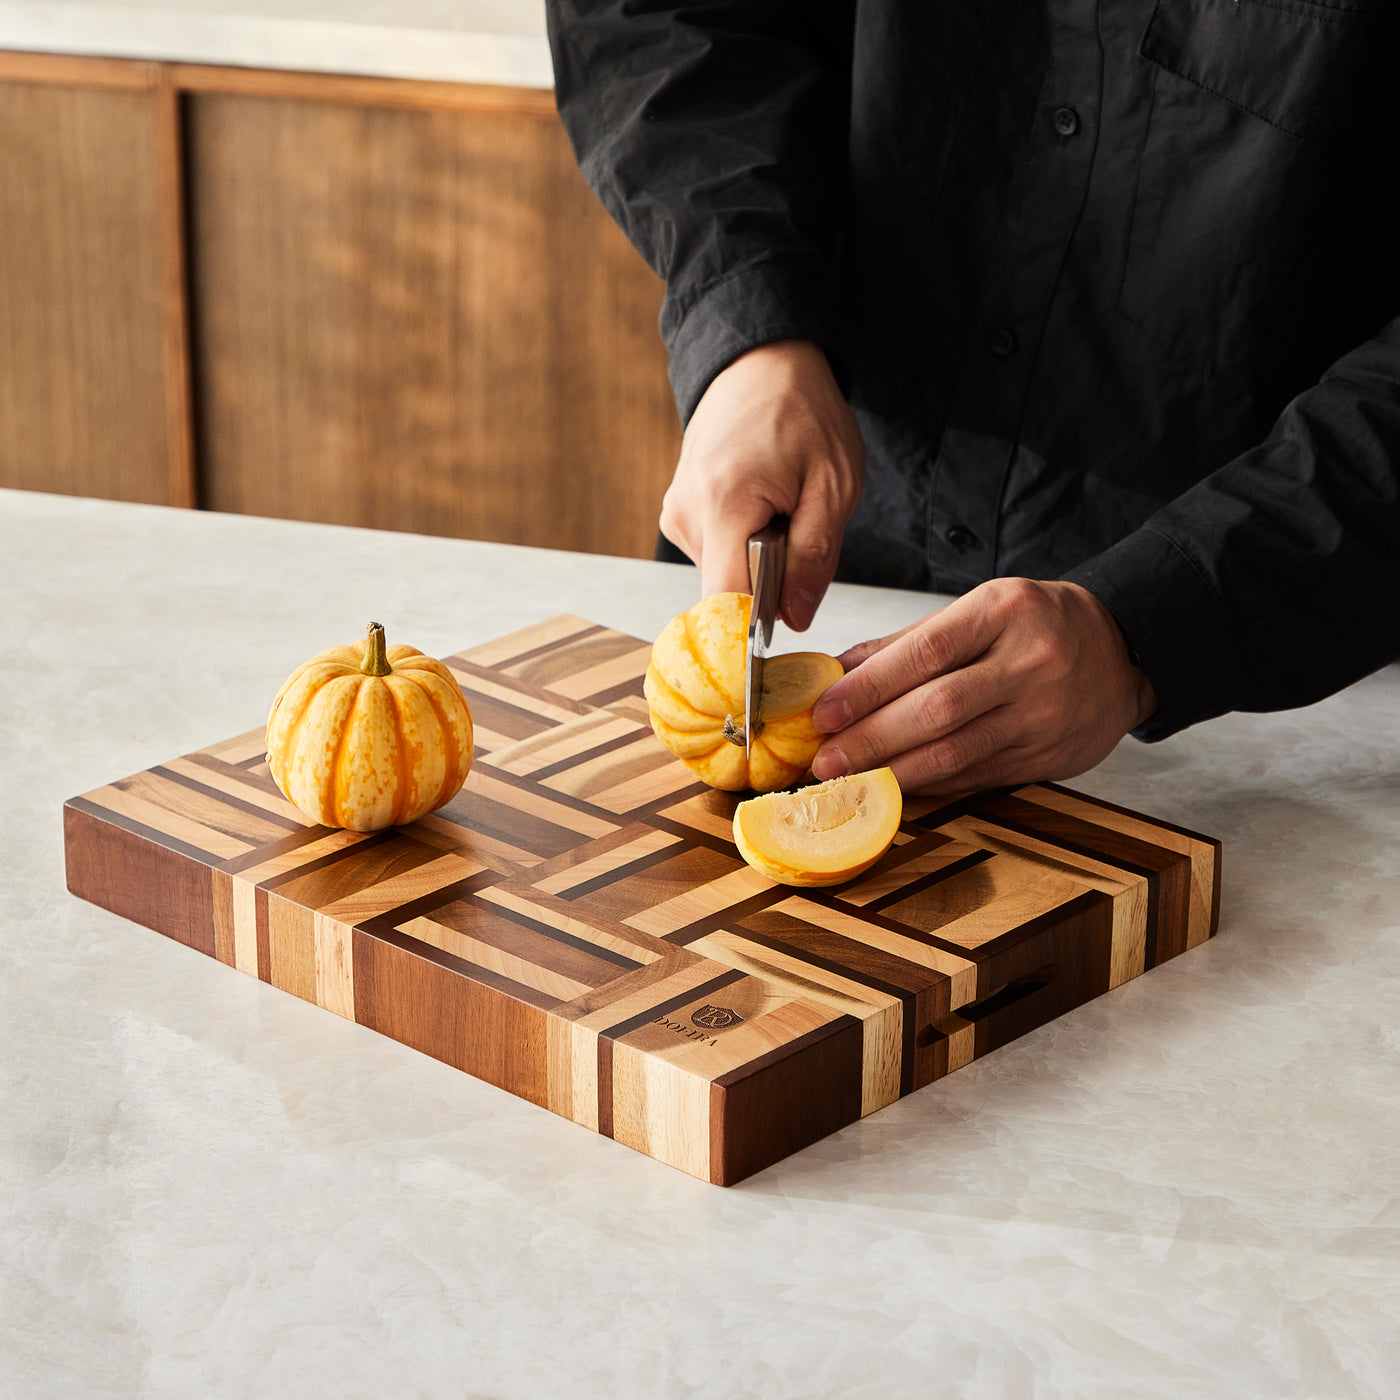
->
945, 525, 979, 552
989, 327, 1017, 357
1053, 106, 1080, 137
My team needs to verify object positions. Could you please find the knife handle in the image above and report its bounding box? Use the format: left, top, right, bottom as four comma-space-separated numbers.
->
748, 515, 788, 626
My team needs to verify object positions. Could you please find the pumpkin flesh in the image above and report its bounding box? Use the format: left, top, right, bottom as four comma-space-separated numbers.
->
733, 767, 903, 886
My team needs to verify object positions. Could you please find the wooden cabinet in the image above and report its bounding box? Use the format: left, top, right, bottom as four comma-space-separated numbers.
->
0, 51, 680, 558
0, 57, 192, 507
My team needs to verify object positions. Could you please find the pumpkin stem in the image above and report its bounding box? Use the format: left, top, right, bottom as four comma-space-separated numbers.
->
362, 622, 393, 677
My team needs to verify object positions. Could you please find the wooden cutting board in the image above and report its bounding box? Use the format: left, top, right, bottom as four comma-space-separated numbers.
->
64, 614, 1221, 1185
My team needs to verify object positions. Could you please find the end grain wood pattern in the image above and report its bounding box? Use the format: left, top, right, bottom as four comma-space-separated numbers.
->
64, 616, 1222, 1185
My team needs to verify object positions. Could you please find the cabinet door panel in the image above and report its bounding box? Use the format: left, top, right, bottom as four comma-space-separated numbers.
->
0, 77, 176, 503
187, 92, 681, 558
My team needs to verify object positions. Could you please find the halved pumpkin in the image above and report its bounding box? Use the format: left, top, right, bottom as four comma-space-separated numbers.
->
644, 592, 843, 792
733, 767, 903, 886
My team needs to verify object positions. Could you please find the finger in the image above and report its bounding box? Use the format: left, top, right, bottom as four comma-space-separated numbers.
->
810, 660, 1009, 780
813, 597, 998, 732
696, 495, 781, 600
893, 727, 1037, 796
780, 472, 847, 632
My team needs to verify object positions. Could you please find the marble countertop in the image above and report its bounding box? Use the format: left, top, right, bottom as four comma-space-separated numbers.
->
0, 0, 553, 87
5, 487, 1398, 1398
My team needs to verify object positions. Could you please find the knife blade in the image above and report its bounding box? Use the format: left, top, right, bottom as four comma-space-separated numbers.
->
743, 515, 788, 760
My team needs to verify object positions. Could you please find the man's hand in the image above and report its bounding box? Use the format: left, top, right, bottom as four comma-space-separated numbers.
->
659, 339, 863, 631
810, 579, 1157, 794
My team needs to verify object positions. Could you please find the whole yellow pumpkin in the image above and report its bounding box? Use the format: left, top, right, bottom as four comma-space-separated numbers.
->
644, 593, 843, 792
266, 622, 474, 832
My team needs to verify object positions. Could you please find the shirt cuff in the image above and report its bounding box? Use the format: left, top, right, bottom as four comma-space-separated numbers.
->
1061, 526, 1244, 742
661, 256, 844, 424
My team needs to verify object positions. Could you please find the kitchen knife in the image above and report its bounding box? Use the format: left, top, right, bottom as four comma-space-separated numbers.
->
742, 515, 788, 759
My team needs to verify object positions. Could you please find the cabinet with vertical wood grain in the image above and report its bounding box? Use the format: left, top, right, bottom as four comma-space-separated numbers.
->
0, 51, 680, 559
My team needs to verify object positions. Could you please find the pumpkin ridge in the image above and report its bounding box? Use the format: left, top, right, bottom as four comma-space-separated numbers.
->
414, 676, 465, 814
273, 673, 328, 803
327, 678, 367, 829
680, 605, 740, 715
382, 679, 415, 824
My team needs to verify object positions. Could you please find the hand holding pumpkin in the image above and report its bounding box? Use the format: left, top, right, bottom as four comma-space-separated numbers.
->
809, 578, 1156, 795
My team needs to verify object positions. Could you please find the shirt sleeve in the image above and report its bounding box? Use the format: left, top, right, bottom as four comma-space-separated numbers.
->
1063, 314, 1400, 741
544, 0, 855, 422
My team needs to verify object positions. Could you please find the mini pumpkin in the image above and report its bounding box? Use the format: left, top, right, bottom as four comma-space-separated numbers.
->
733, 767, 903, 886
267, 622, 474, 832
644, 592, 844, 792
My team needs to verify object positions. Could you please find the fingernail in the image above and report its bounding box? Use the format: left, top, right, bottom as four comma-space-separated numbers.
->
811, 745, 850, 780
811, 695, 850, 732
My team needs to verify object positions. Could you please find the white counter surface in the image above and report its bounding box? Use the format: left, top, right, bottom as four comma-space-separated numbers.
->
0, 0, 553, 87
4, 487, 1399, 1398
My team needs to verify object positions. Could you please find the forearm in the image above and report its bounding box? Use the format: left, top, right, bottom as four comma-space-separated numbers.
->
545, 0, 855, 420
1064, 314, 1400, 738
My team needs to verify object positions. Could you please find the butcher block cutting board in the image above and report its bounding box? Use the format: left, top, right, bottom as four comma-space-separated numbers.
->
64, 615, 1221, 1185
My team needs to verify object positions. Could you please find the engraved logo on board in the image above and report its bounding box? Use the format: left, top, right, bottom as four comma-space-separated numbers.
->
692, 1004, 743, 1031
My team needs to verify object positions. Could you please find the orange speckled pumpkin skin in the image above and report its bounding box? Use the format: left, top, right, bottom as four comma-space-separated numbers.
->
266, 628, 474, 832
644, 593, 842, 793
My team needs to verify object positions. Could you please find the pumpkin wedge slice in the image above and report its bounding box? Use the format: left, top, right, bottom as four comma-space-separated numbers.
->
733, 767, 903, 886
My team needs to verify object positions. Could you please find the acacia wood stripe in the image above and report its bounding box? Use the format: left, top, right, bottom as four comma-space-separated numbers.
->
502, 633, 648, 692
962, 805, 1184, 968
532, 826, 682, 896
474, 886, 668, 968
63, 615, 1220, 1184
200, 728, 272, 765
84, 784, 254, 861
117, 768, 297, 847
220, 824, 381, 879
67, 793, 231, 867
162, 754, 306, 821
481, 712, 643, 776
1014, 784, 1217, 950
444, 662, 591, 726
688, 929, 904, 1114
941, 815, 1158, 969
457, 616, 602, 669
835, 831, 966, 907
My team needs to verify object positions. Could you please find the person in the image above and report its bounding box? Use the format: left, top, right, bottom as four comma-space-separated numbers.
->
544, 1, 1400, 793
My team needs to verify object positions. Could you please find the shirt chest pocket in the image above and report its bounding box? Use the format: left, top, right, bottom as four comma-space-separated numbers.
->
1140, 0, 1397, 140
1116, 0, 1397, 372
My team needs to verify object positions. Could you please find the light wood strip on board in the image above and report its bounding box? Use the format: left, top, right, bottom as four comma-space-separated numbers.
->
774, 897, 979, 1008
397, 915, 592, 1002
196, 728, 269, 765
118, 769, 292, 847
689, 929, 902, 1115
476, 886, 669, 965
86, 783, 254, 860
1015, 784, 1215, 951
837, 837, 988, 908
444, 666, 587, 728
623, 864, 776, 937
532, 827, 681, 896
611, 1039, 711, 1181
545, 644, 653, 701
464, 769, 620, 839
482, 712, 643, 776
163, 755, 306, 821
456, 616, 599, 669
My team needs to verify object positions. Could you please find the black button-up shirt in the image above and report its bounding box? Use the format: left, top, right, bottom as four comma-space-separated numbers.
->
546, 0, 1400, 739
